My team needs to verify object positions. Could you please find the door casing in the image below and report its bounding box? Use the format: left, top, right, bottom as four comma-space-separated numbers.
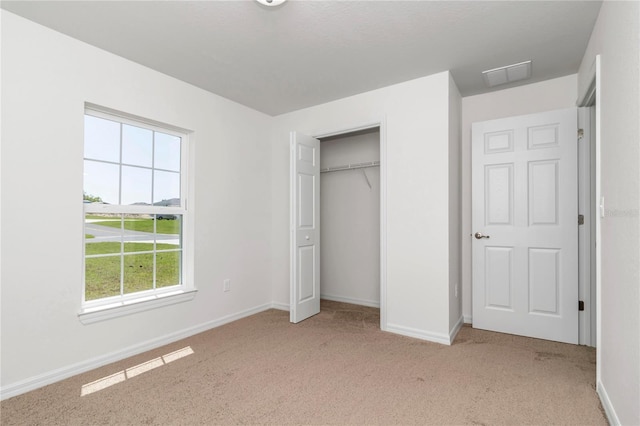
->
578, 106, 597, 347
576, 55, 601, 365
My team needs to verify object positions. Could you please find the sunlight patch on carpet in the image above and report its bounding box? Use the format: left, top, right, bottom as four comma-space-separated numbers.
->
81, 346, 194, 396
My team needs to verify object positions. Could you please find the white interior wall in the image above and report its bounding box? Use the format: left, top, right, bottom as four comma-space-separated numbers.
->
1, 11, 274, 397
460, 75, 578, 322
578, 2, 640, 424
320, 131, 380, 307
271, 71, 460, 343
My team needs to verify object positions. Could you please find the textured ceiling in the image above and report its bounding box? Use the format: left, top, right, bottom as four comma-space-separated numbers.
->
1, 1, 602, 116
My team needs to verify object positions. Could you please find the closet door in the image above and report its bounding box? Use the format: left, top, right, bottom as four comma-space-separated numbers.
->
290, 132, 321, 323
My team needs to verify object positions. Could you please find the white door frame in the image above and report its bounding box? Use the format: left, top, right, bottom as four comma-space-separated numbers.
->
311, 117, 388, 331
577, 55, 601, 367
577, 106, 596, 347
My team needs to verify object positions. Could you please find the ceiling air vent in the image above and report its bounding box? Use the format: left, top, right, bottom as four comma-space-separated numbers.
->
482, 60, 532, 87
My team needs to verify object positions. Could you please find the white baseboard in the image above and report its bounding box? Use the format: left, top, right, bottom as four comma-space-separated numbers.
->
385, 323, 452, 345
597, 380, 621, 425
320, 293, 380, 308
449, 315, 464, 343
270, 302, 290, 311
1, 302, 281, 401
385, 316, 463, 346
463, 314, 472, 324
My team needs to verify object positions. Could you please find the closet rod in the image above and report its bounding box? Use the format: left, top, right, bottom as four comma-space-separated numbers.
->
320, 161, 380, 173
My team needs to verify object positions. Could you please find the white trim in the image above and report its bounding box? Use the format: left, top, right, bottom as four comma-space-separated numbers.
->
577, 55, 600, 351
313, 122, 381, 139
84, 204, 185, 215
577, 107, 593, 347
2, 302, 280, 401
385, 323, 452, 346
78, 289, 197, 324
85, 103, 191, 135
379, 119, 388, 332
270, 302, 290, 311
463, 315, 473, 324
320, 293, 380, 308
597, 381, 621, 426
577, 58, 597, 108
449, 315, 464, 344
588, 106, 597, 347
289, 134, 294, 321
593, 55, 602, 382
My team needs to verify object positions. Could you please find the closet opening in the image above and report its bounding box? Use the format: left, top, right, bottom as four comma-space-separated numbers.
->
318, 127, 381, 312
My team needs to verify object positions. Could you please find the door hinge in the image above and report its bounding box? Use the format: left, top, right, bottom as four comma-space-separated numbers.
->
578, 128, 584, 140
578, 214, 585, 225
579, 300, 585, 311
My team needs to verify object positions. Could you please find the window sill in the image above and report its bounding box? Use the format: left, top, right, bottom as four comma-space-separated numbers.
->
78, 289, 197, 324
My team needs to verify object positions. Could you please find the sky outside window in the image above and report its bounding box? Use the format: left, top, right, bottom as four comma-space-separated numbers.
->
84, 115, 181, 206
121, 166, 152, 205
122, 124, 152, 167
84, 160, 120, 204
84, 115, 120, 163
155, 132, 181, 171
154, 170, 180, 204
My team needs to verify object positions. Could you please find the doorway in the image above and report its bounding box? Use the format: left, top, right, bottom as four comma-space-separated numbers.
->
319, 128, 381, 308
290, 121, 387, 328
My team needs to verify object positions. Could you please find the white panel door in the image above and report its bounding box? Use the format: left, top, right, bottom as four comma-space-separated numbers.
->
472, 108, 578, 344
290, 132, 321, 323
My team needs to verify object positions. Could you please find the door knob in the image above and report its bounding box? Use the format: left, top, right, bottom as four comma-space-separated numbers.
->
474, 232, 490, 239
305, 235, 310, 240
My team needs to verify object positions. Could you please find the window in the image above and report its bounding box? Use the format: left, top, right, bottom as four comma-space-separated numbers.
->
82, 107, 192, 317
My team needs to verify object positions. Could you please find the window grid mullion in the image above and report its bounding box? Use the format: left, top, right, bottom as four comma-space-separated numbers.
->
179, 248, 183, 286
84, 159, 177, 174
119, 214, 125, 298
118, 124, 125, 298
152, 131, 157, 290
118, 123, 123, 206
86, 249, 160, 258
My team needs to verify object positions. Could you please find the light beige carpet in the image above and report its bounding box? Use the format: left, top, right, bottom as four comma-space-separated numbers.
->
1, 300, 606, 425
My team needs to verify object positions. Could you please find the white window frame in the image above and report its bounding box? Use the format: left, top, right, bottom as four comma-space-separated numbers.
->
79, 106, 195, 323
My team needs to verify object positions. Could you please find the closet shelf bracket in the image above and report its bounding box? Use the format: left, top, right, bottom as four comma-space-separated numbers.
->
362, 169, 372, 189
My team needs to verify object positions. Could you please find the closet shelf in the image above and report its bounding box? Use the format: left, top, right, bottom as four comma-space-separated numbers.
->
320, 160, 380, 173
